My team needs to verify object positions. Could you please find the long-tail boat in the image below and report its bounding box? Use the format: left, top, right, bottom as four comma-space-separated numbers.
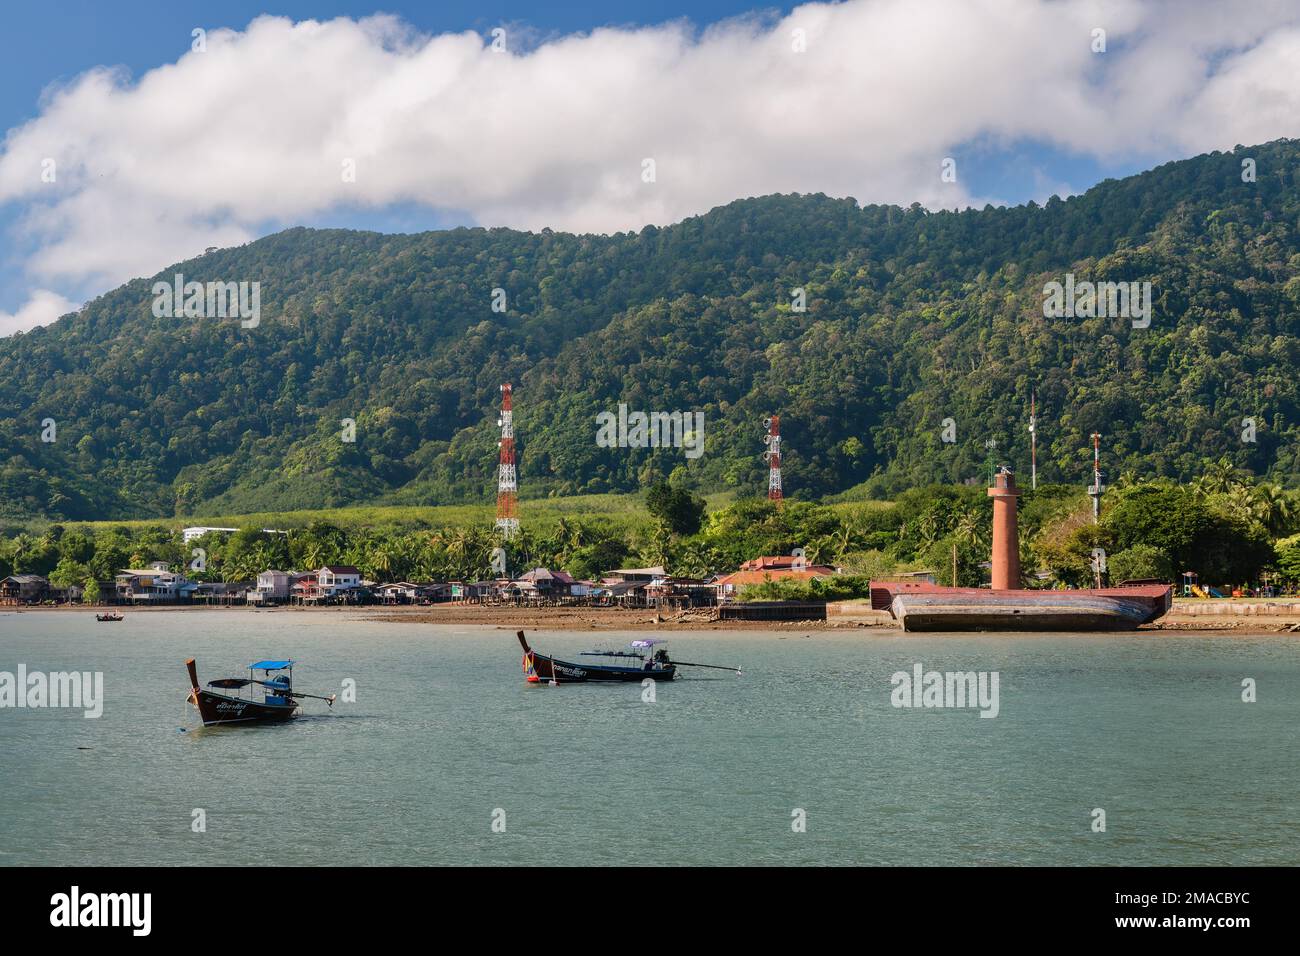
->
185, 658, 335, 726
516, 631, 739, 684
95, 612, 124, 622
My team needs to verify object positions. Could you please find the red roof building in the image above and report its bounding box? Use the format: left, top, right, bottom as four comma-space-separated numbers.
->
715, 555, 837, 599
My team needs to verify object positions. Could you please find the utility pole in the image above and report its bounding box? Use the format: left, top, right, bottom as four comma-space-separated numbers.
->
1029, 390, 1037, 491
1087, 432, 1104, 523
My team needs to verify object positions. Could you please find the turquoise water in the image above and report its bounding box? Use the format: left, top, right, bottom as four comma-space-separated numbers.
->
1, 610, 1297, 866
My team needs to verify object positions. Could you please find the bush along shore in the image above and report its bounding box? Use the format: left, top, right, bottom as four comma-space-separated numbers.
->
3, 460, 1300, 612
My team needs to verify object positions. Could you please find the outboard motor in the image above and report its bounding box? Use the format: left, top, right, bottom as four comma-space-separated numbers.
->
266, 675, 291, 705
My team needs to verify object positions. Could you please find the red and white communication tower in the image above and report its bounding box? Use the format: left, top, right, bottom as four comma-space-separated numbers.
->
495, 383, 519, 540
763, 415, 783, 504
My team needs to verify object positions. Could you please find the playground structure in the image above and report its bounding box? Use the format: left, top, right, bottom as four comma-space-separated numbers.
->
1179, 571, 1272, 599
1181, 572, 1224, 598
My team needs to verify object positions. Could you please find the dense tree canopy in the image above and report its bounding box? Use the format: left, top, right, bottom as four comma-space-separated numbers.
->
3, 140, 1300, 520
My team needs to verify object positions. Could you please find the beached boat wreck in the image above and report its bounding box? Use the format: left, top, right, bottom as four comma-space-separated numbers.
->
869, 581, 1171, 631
870, 467, 1171, 632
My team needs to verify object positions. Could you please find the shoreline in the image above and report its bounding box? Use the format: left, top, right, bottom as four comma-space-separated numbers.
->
7, 602, 1300, 635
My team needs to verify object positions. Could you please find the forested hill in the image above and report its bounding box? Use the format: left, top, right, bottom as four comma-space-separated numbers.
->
3, 139, 1300, 520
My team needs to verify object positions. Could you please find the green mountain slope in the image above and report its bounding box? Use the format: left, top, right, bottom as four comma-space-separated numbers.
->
3, 139, 1300, 520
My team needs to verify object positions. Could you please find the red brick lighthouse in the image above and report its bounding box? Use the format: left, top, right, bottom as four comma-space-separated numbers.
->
987, 466, 1021, 590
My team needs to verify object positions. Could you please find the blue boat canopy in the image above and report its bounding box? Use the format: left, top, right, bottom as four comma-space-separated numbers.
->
249, 659, 293, 671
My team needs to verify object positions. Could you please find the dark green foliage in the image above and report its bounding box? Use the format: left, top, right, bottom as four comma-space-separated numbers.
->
736, 574, 874, 602
1274, 535, 1300, 584
645, 480, 705, 536
4, 140, 1300, 520
1103, 484, 1272, 581
1108, 544, 1175, 583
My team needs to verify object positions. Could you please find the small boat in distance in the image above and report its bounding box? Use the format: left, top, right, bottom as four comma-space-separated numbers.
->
516, 631, 739, 684
185, 658, 335, 726
95, 612, 124, 622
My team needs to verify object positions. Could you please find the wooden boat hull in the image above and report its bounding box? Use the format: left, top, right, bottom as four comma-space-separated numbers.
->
516, 631, 676, 683
870, 582, 1171, 632
189, 688, 299, 725
526, 651, 676, 683
184, 659, 299, 726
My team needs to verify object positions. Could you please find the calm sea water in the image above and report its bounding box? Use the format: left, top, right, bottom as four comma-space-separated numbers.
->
1, 610, 1297, 866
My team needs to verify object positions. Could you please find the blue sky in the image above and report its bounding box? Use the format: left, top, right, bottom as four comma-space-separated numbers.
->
2, 1, 1296, 332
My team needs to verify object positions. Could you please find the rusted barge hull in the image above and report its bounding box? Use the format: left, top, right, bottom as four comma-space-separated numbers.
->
870, 582, 1171, 632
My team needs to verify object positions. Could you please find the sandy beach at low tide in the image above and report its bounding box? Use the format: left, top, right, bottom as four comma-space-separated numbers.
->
9, 601, 1300, 635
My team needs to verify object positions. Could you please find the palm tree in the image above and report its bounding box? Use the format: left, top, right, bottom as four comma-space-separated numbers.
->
302, 538, 327, 570
951, 506, 989, 552
445, 528, 472, 576
10, 533, 34, 573
830, 514, 867, 560
1248, 483, 1292, 535
916, 511, 941, 549
1223, 484, 1259, 526
1193, 455, 1245, 498
370, 543, 395, 581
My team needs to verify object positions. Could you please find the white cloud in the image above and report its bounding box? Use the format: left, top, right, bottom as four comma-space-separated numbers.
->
0, 289, 78, 336
1, 0, 1299, 330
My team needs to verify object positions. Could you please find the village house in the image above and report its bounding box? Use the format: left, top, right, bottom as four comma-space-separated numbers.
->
603, 565, 667, 584
644, 575, 718, 610
375, 581, 428, 604
181, 526, 239, 543
290, 571, 320, 604
456, 580, 500, 602
49, 581, 85, 604
0, 574, 50, 605
591, 566, 668, 607
250, 570, 291, 605
420, 582, 453, 603
568, 579, 602, 599
192, 580, 251, 605
447, 580, 504, 602
181, 526, 288, 543
714, 555, 838, 601
317, 565, 361, 596
599, 579, 650, 607
508, 568, 575, 603
289, 566, 368, 605
114, 562, 193, 604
